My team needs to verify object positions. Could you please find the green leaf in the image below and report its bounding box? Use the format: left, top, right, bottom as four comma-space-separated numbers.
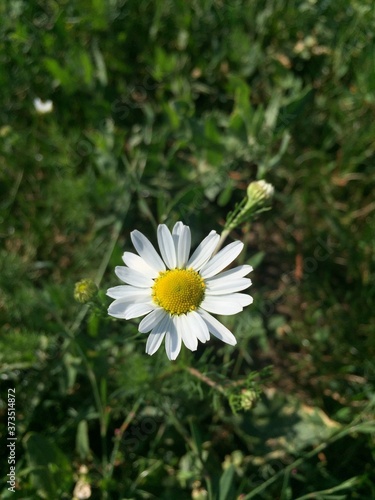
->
63, 352, 80, 391
351, 422, 375, 434
218, 465, 235, 500
79, 50, 94, 87
247, 251, 265, 268
294, 476, 360, 500
43, 57, 72, 88
228, 78, 252, 133
91, 0, 108, 29
76, 420, 90, 460
217, 181, 234, 207
189, 419, 203, 456
92, 38, 108, 86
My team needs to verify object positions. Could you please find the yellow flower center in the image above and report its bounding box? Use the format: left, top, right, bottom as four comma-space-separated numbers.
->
152, 268, 205, 315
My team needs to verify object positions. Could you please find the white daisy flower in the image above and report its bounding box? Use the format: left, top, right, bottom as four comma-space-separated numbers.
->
33, 97, 53, 114
107, 222, 253, 360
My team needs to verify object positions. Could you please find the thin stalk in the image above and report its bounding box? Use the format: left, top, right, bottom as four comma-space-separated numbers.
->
56, 319, 109, 473
165, 405, 215, 500
214, 228, 231, 255
186, 366, 226, 395
105, 397, 143, 482
70, 219, 123, 335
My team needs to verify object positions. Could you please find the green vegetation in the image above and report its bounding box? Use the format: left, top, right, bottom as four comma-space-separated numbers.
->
1, 0, 374, 498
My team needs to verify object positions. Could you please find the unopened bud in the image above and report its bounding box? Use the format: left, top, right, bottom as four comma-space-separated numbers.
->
73, 479, 91, 500
225, 180, 275, 232
246, 180, 274, 204
192, 485, 208, 500
74, 279, 98, 303
240, 389, 258, 410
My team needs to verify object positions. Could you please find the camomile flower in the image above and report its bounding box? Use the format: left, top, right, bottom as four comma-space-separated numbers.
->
33, 97, 53, 114
107, 222, 253, 360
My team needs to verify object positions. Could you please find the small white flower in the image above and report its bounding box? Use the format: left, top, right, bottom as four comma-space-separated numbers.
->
107, 222, 253, 360
33, 97, 53, 114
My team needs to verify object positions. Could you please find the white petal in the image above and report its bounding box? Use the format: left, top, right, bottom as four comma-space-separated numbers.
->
172, 221, 184, 237
171, 222, 188, 266
174, 314, 198, 352
176, 225, 191, 268
108, 297, 153, 318
131, 230, 165, 272
124, 302, 156, 319
172, 221, 184, 253
200, 241, 244, 279
106, 285, 151, 299
165, 317, 182, 360
157, 225, 177, 269
146, 312, 171, 355
202, 293, 253, 313
122, 252, 157, 278
115, 266, 154, 288
186, 310, 210, 343
108, 297, 135, 318
138, 308, 167, 333
146, 331, 166, 356
187, 230, 220, 271
231, 293, 254, 307
198, 309, 237, 345
207, 264, 253, 281
201, 295, 244, 315
206, 278, 251, 295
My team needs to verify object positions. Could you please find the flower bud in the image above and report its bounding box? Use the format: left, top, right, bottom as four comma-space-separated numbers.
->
240, 389, 258, 410
246, 180, 274, 204
225, 180, 275, 232
74, 279, 98, 303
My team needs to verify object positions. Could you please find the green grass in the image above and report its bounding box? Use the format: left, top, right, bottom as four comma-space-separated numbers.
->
1, 0, 374, 498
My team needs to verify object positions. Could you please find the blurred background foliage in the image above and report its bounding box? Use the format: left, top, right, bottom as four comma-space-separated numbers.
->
1, 0, 374, 498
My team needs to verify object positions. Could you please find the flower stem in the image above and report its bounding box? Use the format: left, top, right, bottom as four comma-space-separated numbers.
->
214, 228, 231, 254
186, 366, 226, 394
105, 397, 143, 482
